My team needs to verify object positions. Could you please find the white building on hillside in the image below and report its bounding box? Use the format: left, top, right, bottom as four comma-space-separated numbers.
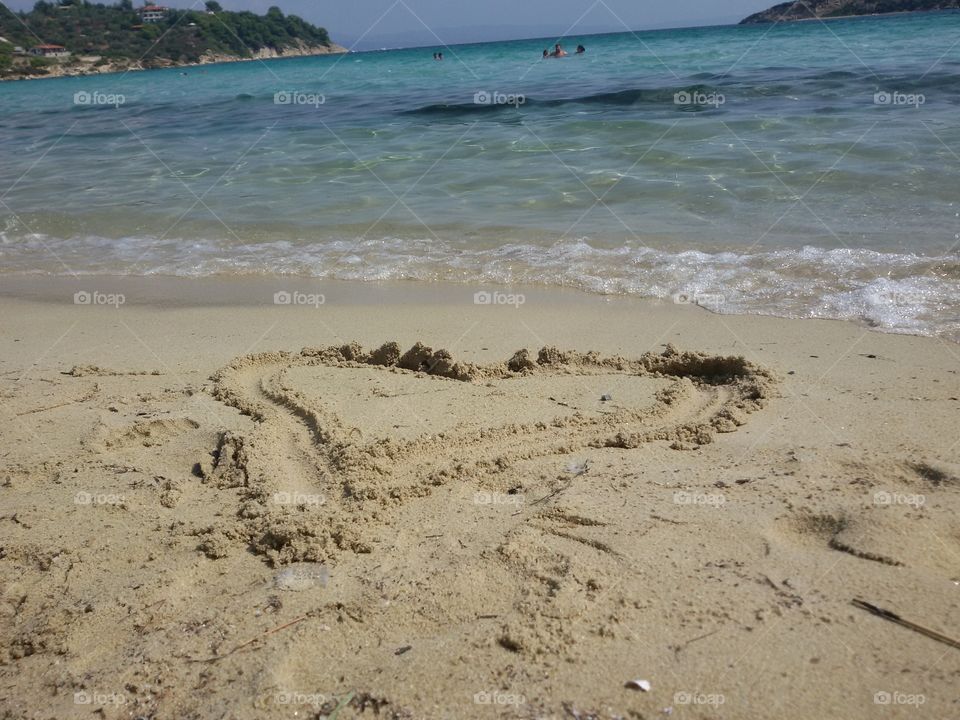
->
29, 44, 70, 58
138, 5, 169, 23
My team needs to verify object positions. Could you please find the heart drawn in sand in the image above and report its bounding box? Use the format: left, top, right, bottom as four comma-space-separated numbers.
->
199, 342, 775, 564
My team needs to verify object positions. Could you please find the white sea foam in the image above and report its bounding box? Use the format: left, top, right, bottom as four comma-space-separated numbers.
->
2, 233, 957, 340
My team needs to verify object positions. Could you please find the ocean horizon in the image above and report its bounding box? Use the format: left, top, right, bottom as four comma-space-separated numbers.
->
1, 10, 958, 340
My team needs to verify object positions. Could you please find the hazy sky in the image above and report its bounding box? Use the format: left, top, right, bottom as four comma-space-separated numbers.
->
2, 1, 776, 48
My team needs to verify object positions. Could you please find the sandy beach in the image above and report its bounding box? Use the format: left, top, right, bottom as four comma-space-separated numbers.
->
1, 277, 957, 719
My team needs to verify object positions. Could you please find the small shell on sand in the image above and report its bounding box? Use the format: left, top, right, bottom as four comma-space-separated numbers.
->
273, 563, 329, 591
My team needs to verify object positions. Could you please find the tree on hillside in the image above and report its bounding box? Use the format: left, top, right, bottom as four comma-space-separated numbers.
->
205, 1, 222, 12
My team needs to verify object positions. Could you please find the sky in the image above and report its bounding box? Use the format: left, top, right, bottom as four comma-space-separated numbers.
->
1, 0, 777, 49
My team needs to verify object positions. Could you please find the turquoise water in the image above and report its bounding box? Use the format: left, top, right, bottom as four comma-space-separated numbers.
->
1, 11, 959, 337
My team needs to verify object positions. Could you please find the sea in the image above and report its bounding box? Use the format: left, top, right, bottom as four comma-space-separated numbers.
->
1, 10, 959, 339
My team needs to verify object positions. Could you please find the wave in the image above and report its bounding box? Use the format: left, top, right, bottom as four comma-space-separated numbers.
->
2, 233, 957, 340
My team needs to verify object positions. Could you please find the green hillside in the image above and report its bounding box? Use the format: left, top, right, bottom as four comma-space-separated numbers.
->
0, 0, 337, 77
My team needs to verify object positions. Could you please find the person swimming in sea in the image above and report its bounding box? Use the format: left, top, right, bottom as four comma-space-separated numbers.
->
576, 44, 585, 54
550, 43, 567, 58
542, 49, 549, 59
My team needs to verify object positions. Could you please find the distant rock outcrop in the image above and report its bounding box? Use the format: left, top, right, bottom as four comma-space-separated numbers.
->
741, 0, 960, 24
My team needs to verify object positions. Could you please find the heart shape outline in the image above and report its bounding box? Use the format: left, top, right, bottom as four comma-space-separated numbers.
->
201, 342, 775, 564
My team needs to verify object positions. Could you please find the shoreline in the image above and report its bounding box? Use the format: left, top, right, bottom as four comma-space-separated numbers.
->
0, 42, 349, 83
0, 273, 955, 344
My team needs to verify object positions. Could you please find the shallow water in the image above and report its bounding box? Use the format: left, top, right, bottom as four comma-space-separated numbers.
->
1, 12, 958, 338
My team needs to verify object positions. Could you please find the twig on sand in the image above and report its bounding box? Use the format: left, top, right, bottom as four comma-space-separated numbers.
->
852, 599, 960, 651
531, 479, 573, 507
526, 461, 590, 510
16, 401, 75, 416
187, 615, 308, 663
672, 628, 720, 657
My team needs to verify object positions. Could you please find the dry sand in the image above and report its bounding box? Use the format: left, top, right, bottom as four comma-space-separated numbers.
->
1, 277, 958, 719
